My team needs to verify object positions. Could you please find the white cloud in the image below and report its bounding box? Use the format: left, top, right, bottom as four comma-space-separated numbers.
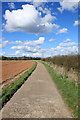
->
59, 42, 77, 47
0, 40, 9, 49
24, 37, 45, 46
51, 46, 62, 51
64, 38, 71, 42
74, 20, 80, 26
8, 51, 31, 57
49, 38, 55, 42
0, 52, 5, 56
4, 4, 58, 34
9, 50, 22, 56
15, 50, 21, 55
10, 37, 45, 55
0, 38, 2, 42
8, 2, 15, 9
51, 45, 78, 56
61, 46, 78, 55
50, 40, 78, 56
11, 45, 40, 53
10, 37, 46, 57
33, 52, 42, 57
33, 1, 46, 8
41, 14, 56, 23
38, 6, 51, 14
18, 0, 47, 2
58, 0, 79, 12
57, 7, 63, 13
22, 53, 30, 57
0, 44, 2, 49
11, 45, 23, 50
18, 0, 33, 1
10, 40, 22, 44
3, 41, 9, 45
56, 28, 68, 34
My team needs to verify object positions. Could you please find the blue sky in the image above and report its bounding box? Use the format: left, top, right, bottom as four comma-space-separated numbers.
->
0, 1, 79, 57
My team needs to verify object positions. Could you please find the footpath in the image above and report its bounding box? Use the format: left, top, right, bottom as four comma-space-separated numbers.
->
1, 62, 72, 118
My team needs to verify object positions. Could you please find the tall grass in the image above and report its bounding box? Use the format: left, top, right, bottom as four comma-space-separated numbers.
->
43, 62, 78, 117
0, 62, 37, 109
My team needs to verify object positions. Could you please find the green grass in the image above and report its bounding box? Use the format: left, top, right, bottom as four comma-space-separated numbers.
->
0, 62, 37, 109
43, 62, 78, 117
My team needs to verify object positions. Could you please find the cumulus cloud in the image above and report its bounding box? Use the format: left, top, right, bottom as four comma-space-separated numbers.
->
8, 2, 15, 9
11, 46, 23, 50
58, 0, 79, 12
8, 50, 22, 56
15, 50, 21, 55
18, 0, 33, 1
0, 44, 2, 49
10, 37, 46, 57
22, 53, 30, 57
56, 28, 68, 34
2, 37, 45, 56
11, 45, 40, 53
74, 20, 80, 26
8, 51, 31, 57
59, 42, 77, 47
64, 38, 71, 42
18, 0, 47, 2
10, 44, 47, 57
0, 40, 9, 49
49, 38, 55, 42
24, 37, 45, 46
61, 46, 78, 55
4, 4, 59, 34
41, 14, 56, 23
50, 40, 78, 56
33, 52, 42, 57
0, 38, 2, 42
10, 37, 45, 46
10, 40, 22, 44
51, 46, 78, 56
0, 52, 5, 56
51, 46, 62, 51
38, 6, 51, 14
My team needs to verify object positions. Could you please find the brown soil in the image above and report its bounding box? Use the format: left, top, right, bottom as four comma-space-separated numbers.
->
0, 61, 34, 84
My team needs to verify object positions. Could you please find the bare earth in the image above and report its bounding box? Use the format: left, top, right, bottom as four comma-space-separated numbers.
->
1, 61, 34, 83
1, 62, 72, 118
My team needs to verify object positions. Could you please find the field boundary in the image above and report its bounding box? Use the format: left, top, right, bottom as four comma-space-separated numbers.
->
0, 62, 37, 110
43, 62, 78, 117
0, 62, 36, 89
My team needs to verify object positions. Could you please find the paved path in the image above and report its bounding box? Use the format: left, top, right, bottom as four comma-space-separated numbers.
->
1, 62, 72, 118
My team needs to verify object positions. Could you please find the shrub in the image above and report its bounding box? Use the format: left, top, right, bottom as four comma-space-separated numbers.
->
42, 55, 79, 71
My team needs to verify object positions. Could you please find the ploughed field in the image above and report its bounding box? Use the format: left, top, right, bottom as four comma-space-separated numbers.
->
0, 61, 34, 84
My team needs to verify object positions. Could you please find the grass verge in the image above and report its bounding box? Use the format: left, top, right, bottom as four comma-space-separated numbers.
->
0, 61, 37, 109
43, 62, 78, 117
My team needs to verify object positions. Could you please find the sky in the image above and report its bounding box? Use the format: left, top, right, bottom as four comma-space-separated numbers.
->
0, 0, 79, 58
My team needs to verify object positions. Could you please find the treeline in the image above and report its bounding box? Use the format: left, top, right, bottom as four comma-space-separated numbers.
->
1, 55, 80, 71
42, 55, 80, 71
0, 56, 41, 60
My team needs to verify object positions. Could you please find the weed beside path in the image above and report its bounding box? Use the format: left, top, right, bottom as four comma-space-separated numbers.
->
43, 62, 78, 117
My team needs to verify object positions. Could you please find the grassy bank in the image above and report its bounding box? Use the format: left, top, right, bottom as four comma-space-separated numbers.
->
0, 61, 37, 109
43, 62, 78, 117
